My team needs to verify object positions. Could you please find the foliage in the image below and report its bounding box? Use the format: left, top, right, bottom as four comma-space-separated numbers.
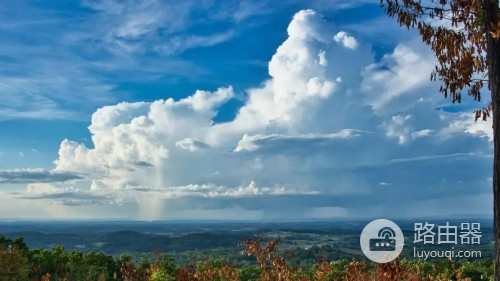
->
0, 234, 495, 280
0, 246, 30, 280
380, 0, 499, 120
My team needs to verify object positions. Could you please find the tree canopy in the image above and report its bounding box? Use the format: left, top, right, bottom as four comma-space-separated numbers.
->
381, 0, 498, 120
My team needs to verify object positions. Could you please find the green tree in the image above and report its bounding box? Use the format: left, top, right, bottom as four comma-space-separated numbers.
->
10, 237, 29, 259
380, 0, 500, 279
150, 268, 171, 281
0, 237, 30, 281
156, 255, 177, 279
237, 266, 260, 281
0, 235, 11, 250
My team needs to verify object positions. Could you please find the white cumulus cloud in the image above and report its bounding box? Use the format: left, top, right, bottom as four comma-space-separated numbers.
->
8, 9, 493, 220
333, 31, 358, 49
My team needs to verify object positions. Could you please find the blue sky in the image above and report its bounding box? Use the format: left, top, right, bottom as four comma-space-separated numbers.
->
0, 0, 494, 220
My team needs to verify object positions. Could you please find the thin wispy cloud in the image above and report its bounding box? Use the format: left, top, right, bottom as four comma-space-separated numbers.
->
155, 30, 237, 55
0, 168, 82, 184
0, 0, 259, 121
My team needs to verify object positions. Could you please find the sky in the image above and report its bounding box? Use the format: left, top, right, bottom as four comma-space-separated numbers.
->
0, 0, 494, 220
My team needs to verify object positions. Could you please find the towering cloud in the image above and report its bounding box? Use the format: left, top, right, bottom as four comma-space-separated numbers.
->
18, 9, 493, 220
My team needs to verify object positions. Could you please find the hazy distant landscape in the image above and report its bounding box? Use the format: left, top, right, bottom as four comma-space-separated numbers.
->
1, 218, 493, 265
